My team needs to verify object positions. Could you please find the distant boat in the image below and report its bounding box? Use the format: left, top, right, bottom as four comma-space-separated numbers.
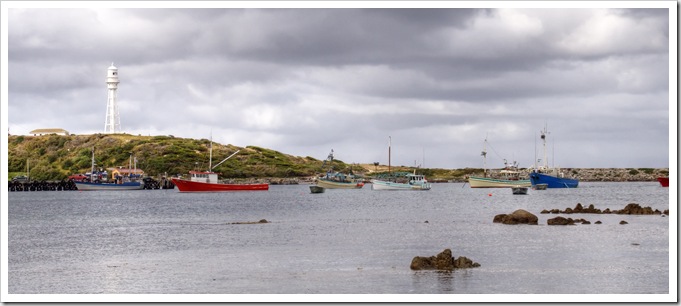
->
74, 148, 143, 191
172, 171, 269, 192
172, 138, 269, 192
316, 172, 365, 189
371, 171, 432, 190
512, 186, 528, 195
371, 137, 431, 191
533, 183, 548, 190
314, 149, 364, 189
657, 177, 669, 187
528, 125, 579, 188
467, 137, 530, 188
309, 185, 325, 193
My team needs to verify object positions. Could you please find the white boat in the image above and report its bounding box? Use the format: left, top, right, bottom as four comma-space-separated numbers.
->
467, 137, 530, 188
371, 137, 431, 191
314, 150, 364, 189
371, 172, 431, 190
316, 176, 364, 189
468, 175, 531, 188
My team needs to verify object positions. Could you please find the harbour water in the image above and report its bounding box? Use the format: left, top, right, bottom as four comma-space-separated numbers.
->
6, 182, 673, 302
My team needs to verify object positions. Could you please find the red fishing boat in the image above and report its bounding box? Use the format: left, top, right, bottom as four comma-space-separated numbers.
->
172, 170, 268, 192
171, 141, 269, 192
657, 177, 669, 187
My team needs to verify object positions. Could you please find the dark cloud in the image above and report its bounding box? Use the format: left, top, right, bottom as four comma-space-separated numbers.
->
5, 5, 672, 168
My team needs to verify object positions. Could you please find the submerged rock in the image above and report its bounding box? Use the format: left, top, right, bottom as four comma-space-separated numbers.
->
410, 248, 480, 270
229, 219, 270, 225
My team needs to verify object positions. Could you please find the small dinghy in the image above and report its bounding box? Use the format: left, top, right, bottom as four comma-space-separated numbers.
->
309, 185, 325, 194
512, 186, 528, 195
533, 183, 548, 190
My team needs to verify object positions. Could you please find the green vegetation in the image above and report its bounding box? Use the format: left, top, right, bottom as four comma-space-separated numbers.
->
638, 168, 655, 175
7, 134, 333, 181
628, 169, 639, 175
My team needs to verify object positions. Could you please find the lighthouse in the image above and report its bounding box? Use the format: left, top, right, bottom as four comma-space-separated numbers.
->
104, 63, 121, 133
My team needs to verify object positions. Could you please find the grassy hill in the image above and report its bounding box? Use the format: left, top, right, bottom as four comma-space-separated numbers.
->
6, 133, 361, 181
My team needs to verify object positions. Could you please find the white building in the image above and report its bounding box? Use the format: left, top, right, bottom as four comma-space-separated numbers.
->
29, 128, 69, 136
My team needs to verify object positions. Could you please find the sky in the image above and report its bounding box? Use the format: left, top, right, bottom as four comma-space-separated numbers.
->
2, 1, 676, 169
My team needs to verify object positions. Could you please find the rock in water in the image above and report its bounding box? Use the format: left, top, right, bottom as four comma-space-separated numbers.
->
493, 209, 538, 225
410, 248, 480, 270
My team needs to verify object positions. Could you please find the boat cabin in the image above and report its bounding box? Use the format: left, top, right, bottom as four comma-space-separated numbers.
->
407, 174, 427, 184
189, 171, 219, 184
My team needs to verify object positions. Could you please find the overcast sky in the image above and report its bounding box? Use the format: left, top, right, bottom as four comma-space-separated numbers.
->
3, 2, 676, 169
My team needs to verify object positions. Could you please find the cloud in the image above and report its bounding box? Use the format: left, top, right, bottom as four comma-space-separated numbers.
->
5, 5, 673, 169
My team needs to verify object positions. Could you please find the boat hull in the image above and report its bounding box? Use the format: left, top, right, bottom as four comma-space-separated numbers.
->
657, 177, 669, 187
371, 179, 431, 190
468, 176, 531, 188
74, 181, 143, 191
171, 178, 269, 192
315, 179, 364, 189
529, 172, 578, 188
512, 187, 528, 195
309, 186, 325, 193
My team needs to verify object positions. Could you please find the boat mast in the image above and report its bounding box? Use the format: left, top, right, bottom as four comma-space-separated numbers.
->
388, 136, 391, 174
90, 147, 95, 181
534, 131, 537, 170
481, 136, 488, 177
209, 132, 213, 171
540, 124, 549, 169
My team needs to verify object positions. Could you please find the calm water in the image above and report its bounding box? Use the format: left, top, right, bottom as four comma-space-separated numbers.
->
7, 182, 671, 300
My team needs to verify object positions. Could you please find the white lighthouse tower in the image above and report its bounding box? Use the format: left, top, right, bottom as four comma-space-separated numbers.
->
104, 63, 121, 133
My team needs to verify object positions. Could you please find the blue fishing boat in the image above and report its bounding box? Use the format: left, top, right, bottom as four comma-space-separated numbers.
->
529, 125, 579, 188
74, 180, 143, 191
74, 148, 143, 191
529, 171, 578, 188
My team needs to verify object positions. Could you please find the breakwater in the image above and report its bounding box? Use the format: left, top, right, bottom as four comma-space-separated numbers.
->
8, 177, 174, 191
557, 168, 668, 182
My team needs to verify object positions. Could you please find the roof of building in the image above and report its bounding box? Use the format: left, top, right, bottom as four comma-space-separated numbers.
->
29, 128, 69, 134
109, 168, 145, 174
